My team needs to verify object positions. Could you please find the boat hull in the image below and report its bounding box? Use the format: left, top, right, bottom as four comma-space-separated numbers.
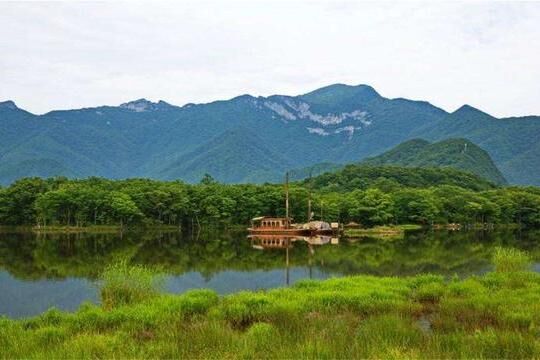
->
247, 228, 312, 236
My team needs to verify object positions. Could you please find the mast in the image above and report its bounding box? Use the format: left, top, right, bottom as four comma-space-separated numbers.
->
285, 172, 289, 221
307, 170, 312, 222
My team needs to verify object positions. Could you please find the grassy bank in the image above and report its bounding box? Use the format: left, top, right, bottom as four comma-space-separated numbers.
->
344, 224, 423, 239
0, 224, 186, 234
0, 249, 539, 358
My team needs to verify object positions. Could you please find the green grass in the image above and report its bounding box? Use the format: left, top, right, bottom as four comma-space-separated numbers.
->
344, 224, 423, 240
493, 247, 532, 273
0, 249, 539, 358
32, 225, 122, 233
99, 261, 164, 310
28, 224, 184, 234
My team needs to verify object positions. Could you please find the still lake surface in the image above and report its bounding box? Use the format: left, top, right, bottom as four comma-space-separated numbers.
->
0, 228, 539, 318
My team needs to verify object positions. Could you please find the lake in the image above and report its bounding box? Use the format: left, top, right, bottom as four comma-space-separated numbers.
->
0, 228, 539, 318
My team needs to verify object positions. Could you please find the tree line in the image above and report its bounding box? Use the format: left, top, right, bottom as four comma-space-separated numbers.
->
0, 174, 539, 228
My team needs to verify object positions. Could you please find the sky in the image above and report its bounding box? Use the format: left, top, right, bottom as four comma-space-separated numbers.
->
0, 1, 539, 117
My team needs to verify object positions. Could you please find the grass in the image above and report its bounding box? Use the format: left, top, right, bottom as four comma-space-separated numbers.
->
493, 246, 532, 273
31, 225, 123, 233
0, 249, 539, 358
99, 261, 164, 310
19, 224, 184, 234
344, 224, 423, 240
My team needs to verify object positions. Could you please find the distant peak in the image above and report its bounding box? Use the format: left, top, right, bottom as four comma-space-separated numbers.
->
454, 104, 476, 112
120, 98, 153, 112
306, 83, 379, 96
450, 104, 497, 120
0, 100, 18, 110
157, 100, 172, 106
119, 98, 174, 112
299, 83, 381, 106
231, 94, 256, 101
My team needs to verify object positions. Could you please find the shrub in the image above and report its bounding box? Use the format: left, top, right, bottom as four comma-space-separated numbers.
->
492, 247, 531, 273
99, 261, 164, 309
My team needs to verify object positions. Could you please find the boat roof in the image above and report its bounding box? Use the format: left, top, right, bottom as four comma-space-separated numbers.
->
251, 216, 290, 221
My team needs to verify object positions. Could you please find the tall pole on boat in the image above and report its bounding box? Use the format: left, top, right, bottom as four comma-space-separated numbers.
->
307, 170, 312, 222
285, 172, 289, 220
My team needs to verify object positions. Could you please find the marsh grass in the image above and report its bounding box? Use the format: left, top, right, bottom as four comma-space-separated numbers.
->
1, 248, 539, 358
493, 247, 531, 272
99, 260, 164, 309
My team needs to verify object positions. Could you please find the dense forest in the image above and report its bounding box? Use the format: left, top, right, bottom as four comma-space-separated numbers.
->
0, 165, 539, 228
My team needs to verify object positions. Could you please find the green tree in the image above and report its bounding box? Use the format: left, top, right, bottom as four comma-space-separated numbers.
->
107, 192, 142, 226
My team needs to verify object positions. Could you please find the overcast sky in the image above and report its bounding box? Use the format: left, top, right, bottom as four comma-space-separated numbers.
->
1, 1, 539, 117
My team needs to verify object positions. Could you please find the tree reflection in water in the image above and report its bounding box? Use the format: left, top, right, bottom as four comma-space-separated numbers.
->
0, 228, 539, 282
0, 228, 539, 318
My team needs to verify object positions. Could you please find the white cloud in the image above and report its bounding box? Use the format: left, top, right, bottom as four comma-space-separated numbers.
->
0, 1, 539, 117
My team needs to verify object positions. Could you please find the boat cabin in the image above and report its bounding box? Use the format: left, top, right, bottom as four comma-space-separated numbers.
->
251, 216, 291, 230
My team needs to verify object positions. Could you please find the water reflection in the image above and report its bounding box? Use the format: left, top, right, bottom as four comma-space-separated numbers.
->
248, 235, 339, 285
0, 228, 538, 318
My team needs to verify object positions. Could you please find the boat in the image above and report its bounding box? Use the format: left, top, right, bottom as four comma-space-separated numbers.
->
248, 216, 311, 236
302, 220, 334, 235
247, 172, 341, 236
248, 172, 311, 235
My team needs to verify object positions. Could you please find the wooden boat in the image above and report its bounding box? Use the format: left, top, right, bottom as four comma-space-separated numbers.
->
247, 172, 340, 236
248, 216, 311, 236
248, 172, 310, 235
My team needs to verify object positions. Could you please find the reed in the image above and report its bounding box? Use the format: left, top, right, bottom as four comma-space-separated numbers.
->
99, 260, 164, 309
493, 247, 532, 273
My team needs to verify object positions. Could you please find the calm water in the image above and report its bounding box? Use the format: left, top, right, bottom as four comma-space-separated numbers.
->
0, 228, 539, 318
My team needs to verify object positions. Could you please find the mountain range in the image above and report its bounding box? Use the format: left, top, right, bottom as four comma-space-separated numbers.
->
0, 84, 538, 185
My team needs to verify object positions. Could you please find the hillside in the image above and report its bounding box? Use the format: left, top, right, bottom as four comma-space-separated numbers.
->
0, 84, 539, 185
361, 138, 507, 185
412, 106, 540, 185
287, 162, 344, 181
303, 164, 497, 192
157, 127, 292, 183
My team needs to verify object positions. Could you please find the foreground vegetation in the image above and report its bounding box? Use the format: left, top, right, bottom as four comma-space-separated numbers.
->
1, 166, 540, 229
0, 248, 538, 358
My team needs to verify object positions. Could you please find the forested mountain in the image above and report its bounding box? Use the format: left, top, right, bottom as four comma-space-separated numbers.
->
412, 105, 540, 185
361, 138, 507, 185
0, 84, 539, 185
303, 164, 497, 192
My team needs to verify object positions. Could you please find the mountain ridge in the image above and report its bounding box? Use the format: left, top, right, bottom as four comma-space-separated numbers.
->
0, 83, 538, 185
